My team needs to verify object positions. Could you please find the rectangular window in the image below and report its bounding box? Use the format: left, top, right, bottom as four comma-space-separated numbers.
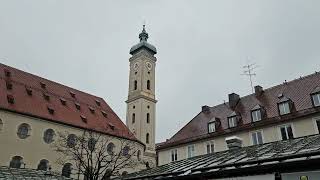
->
280, 125, 294, 140
171, 149, 178, 162
208, 122, 216, 133
279, 102, 290, 115
187, 145, 195, 158
251, 131, 263, 145
228, 116, 237, 128
316, 120, 320, 134
206, 142, 214, 154
312, 93, 320, 107
252, 109, 262, 122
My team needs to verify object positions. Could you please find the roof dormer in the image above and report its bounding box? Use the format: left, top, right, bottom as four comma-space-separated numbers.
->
277, 95, 294, 115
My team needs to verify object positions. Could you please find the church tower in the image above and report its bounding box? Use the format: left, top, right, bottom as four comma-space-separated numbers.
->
126, 25, 157, 164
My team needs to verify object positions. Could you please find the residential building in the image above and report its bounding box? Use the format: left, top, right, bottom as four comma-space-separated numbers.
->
125, 134, 320, 180
157, 72, 320, 165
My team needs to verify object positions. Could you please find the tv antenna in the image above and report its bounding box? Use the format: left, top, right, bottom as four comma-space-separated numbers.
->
241, 63, 258, 93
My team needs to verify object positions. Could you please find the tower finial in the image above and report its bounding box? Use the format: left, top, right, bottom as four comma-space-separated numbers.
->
139, 24, 148, 42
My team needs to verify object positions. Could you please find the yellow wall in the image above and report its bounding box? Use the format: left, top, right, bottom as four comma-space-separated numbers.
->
158, 114, 320, 165
0, 110, 146, 178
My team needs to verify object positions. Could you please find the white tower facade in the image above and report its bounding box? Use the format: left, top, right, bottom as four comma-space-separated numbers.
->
126, 26, 157, 165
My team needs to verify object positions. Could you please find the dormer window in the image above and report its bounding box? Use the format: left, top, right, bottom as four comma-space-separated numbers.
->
75, 102, 81, 110
251, 104, 264, 122
311, 87, 320, 107
251, 109, 261, 122
101, 110, 108, 118
228, 116, 237, 128
227, 112, 240, 128
278, 102, 290, 115
208, 121, 216, 133
80, 115, 87, 123
40, 82, 46, 89
60, 98, 67, 106
70, 91, 76, 98
89, 107, 95, 114
43, 93, 50, 101
6, 81, 13, 90
26, 87, 32, 96
277, 96, 293, 115
47, 106, 54, 114
95, 100, 101, 106
108, 123, 115, 130
4, 69, 11, 77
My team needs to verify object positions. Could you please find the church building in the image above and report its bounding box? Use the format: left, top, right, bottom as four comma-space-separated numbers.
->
0, 26, 157, 179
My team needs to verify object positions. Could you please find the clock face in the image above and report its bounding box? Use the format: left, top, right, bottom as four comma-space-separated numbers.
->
133, 62, 139, 70
146, 62, 152, 70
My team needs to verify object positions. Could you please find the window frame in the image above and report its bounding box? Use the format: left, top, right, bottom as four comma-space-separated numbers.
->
187, 145, 195, 158
313, 117, 320, 134
170, 149, 178, 162
278, 124, 295, 140
251, 109, 262, 122
311, 93, 320, 107
208, 121, 216, 133
228, 116, 237, 128
9, 156, 23, 168
17, 123, 31, 139
250, 130, 264, 145
205, 141, 215, 154
43, 129, 55, 144
278, 101, 291, 115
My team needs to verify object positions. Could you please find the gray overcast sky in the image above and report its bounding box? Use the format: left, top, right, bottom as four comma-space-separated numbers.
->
0, 0, 319, 143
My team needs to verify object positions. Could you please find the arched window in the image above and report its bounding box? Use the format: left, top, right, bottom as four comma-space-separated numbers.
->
147, 80, 150, 90
132, 113, 135, 124
134, 80, 137, 90
88, 138, 96, 151
146, 133, 150, 144
43, 129, 55, 144
17, 123, 31, 139
62, 163, 72, 177
122, 146, 130, 157
146, 113, 150, 123
9, 156, 23, 168
107, 142, 115, 155
67, 134, 77, 148
37, 159, 49, 171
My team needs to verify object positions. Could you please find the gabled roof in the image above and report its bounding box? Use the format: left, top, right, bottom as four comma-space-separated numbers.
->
0, 63, 137, 141
126, 134, 320, 180
158, 71, 320, 149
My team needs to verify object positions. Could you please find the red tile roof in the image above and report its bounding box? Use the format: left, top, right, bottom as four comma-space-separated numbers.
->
157, 71, 320, 150
0, 63, 137, 141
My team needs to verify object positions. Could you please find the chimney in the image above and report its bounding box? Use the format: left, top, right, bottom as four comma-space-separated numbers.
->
228, 93, 240, 109
202, 105, 210, 114
225, 136, 242, 150
254, 85, 263, 96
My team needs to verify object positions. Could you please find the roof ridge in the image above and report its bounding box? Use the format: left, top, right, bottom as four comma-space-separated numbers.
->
0, 63, 104, 100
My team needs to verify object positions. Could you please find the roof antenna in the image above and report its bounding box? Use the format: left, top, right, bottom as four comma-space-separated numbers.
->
241, 61, 258, 93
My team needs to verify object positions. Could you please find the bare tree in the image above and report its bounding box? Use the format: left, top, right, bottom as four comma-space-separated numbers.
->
52, 130, 145, 180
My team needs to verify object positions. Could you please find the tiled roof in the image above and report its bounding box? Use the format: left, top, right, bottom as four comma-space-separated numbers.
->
125, 134, 320, 179
0, 63, 136, 141
158, 72, 320, 149
0, 166, 73, 179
